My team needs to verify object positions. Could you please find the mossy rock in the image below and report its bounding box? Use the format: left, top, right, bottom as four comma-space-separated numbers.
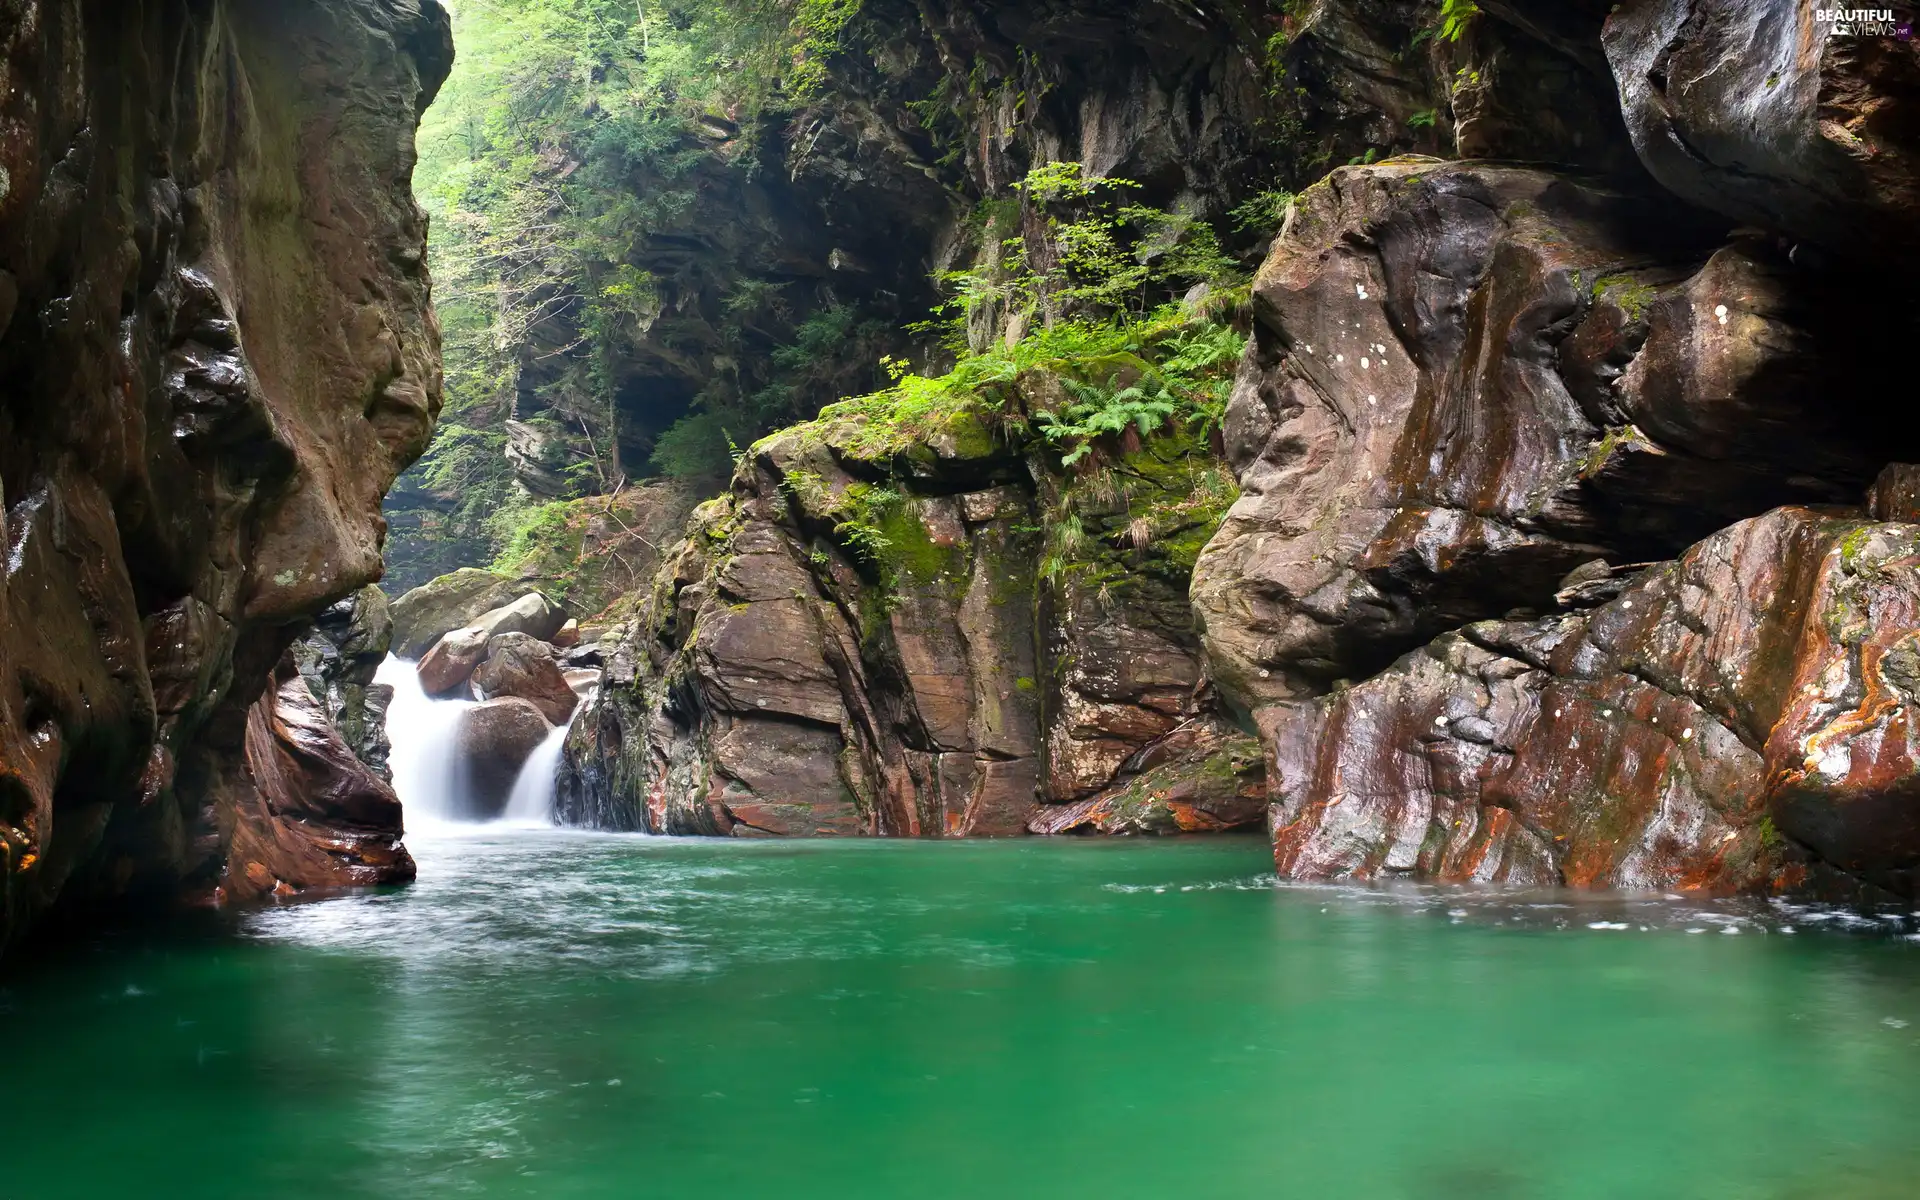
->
391, 568, 523, 659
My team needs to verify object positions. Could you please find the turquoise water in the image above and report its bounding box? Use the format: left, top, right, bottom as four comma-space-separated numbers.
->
4, 832, 1920, 1198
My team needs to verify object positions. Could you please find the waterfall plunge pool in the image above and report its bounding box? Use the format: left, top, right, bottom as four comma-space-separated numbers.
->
4, 832, 1920, 1198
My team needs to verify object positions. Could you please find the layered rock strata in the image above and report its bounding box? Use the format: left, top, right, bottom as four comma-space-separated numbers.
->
558, 401, 1240, 837
295, 586, 397, 780
1190, 3, 1920, 895
0, 0, 449, 947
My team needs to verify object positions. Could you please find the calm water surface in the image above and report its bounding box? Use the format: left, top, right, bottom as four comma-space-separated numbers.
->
5, 831, 1920, 1199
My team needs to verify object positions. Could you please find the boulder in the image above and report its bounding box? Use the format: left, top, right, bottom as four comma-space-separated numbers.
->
472, 634, 580, 725
417, 627, 490, 697
222, 662, 416, 904
470, 592, 568, 645
564, 669, 602, 700
1258, 507, 1920, 896
552, 620, 582, 649
457, 699, 555, 820
1604, 0, 1920, 269
390, 569, 523, 659
1870, 464, 1920, 523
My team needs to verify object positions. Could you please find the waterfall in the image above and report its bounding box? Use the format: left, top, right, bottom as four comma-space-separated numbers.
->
375, 655, 477, 827
501, 725, 569, 825
375, 653, 581, 830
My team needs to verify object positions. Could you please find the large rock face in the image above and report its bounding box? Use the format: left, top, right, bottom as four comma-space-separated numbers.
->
1260, 508, 1920, 895
1190, 9, 1920, 895
558, 392, 1240, 838
1193, 158, 1912, 710
0, 0, 449, 949
1605, 0, 1920, 268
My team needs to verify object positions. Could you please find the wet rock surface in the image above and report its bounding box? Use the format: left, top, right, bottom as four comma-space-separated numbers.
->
0, 0, 448, 948
1256, 508, 1920, 895
472, 634, 580, 726
1605, 0, 1920, 269
221, 661, 415, 904
1193, 158, 1914, 710
458, 699, 555, 821
1029, 720, 1267, 836
294, 586, 397, 780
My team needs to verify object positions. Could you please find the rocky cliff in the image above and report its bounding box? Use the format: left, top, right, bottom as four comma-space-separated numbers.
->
557, 358, 1264, 837
1193, 0, 1920, 898
530, 0, 1920, 904
0, 0, 450, 947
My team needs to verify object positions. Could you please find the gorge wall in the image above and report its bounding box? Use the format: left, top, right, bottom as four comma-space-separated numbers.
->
522, 0, 1920, 901
0, 0, 450, 950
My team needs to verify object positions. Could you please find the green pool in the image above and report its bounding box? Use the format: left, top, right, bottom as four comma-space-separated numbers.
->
4, 832, 1919, 1198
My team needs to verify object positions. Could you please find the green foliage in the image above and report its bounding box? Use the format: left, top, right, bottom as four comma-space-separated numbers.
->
649, 411, 737, 483
815, 297, 1246, 470
923, 163, 1243, 349
1439, 0, 1481, 42
487, 497, 579, 582
1036, 380, 1179, 466
390, 0, 890, 579
1230, 190, 1294, 234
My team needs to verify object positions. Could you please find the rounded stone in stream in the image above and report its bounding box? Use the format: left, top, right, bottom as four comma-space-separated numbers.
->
417, 626, 490, 697
456, 698, 555, 821
471, 633, 579, 725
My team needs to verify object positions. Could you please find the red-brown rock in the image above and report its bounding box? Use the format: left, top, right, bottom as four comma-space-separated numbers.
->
1030, 722, 1267, 836
0, 0, 448, 950
221, 664, 416, 904
1259, 507, 1920, 895
417, 627, 490, 697
1193, 160, 1911, 712
472, 634, 579, 725
1605, 0, 1920, 269
457, 699, 555, 820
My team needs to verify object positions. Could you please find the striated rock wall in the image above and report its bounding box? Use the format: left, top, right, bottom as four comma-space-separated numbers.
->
557, 389, 1250, 838
1193, 3, 1920, 896
0, 0, 450, 948
535, 0, 1920, 900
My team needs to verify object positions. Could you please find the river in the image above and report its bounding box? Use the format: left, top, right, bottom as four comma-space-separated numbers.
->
4, 829, 1920, 1197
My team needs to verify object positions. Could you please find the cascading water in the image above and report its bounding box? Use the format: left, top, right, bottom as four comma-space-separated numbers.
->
375, 654, 476, 826
502, 725, 570, 824
375, 653, 583, 829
